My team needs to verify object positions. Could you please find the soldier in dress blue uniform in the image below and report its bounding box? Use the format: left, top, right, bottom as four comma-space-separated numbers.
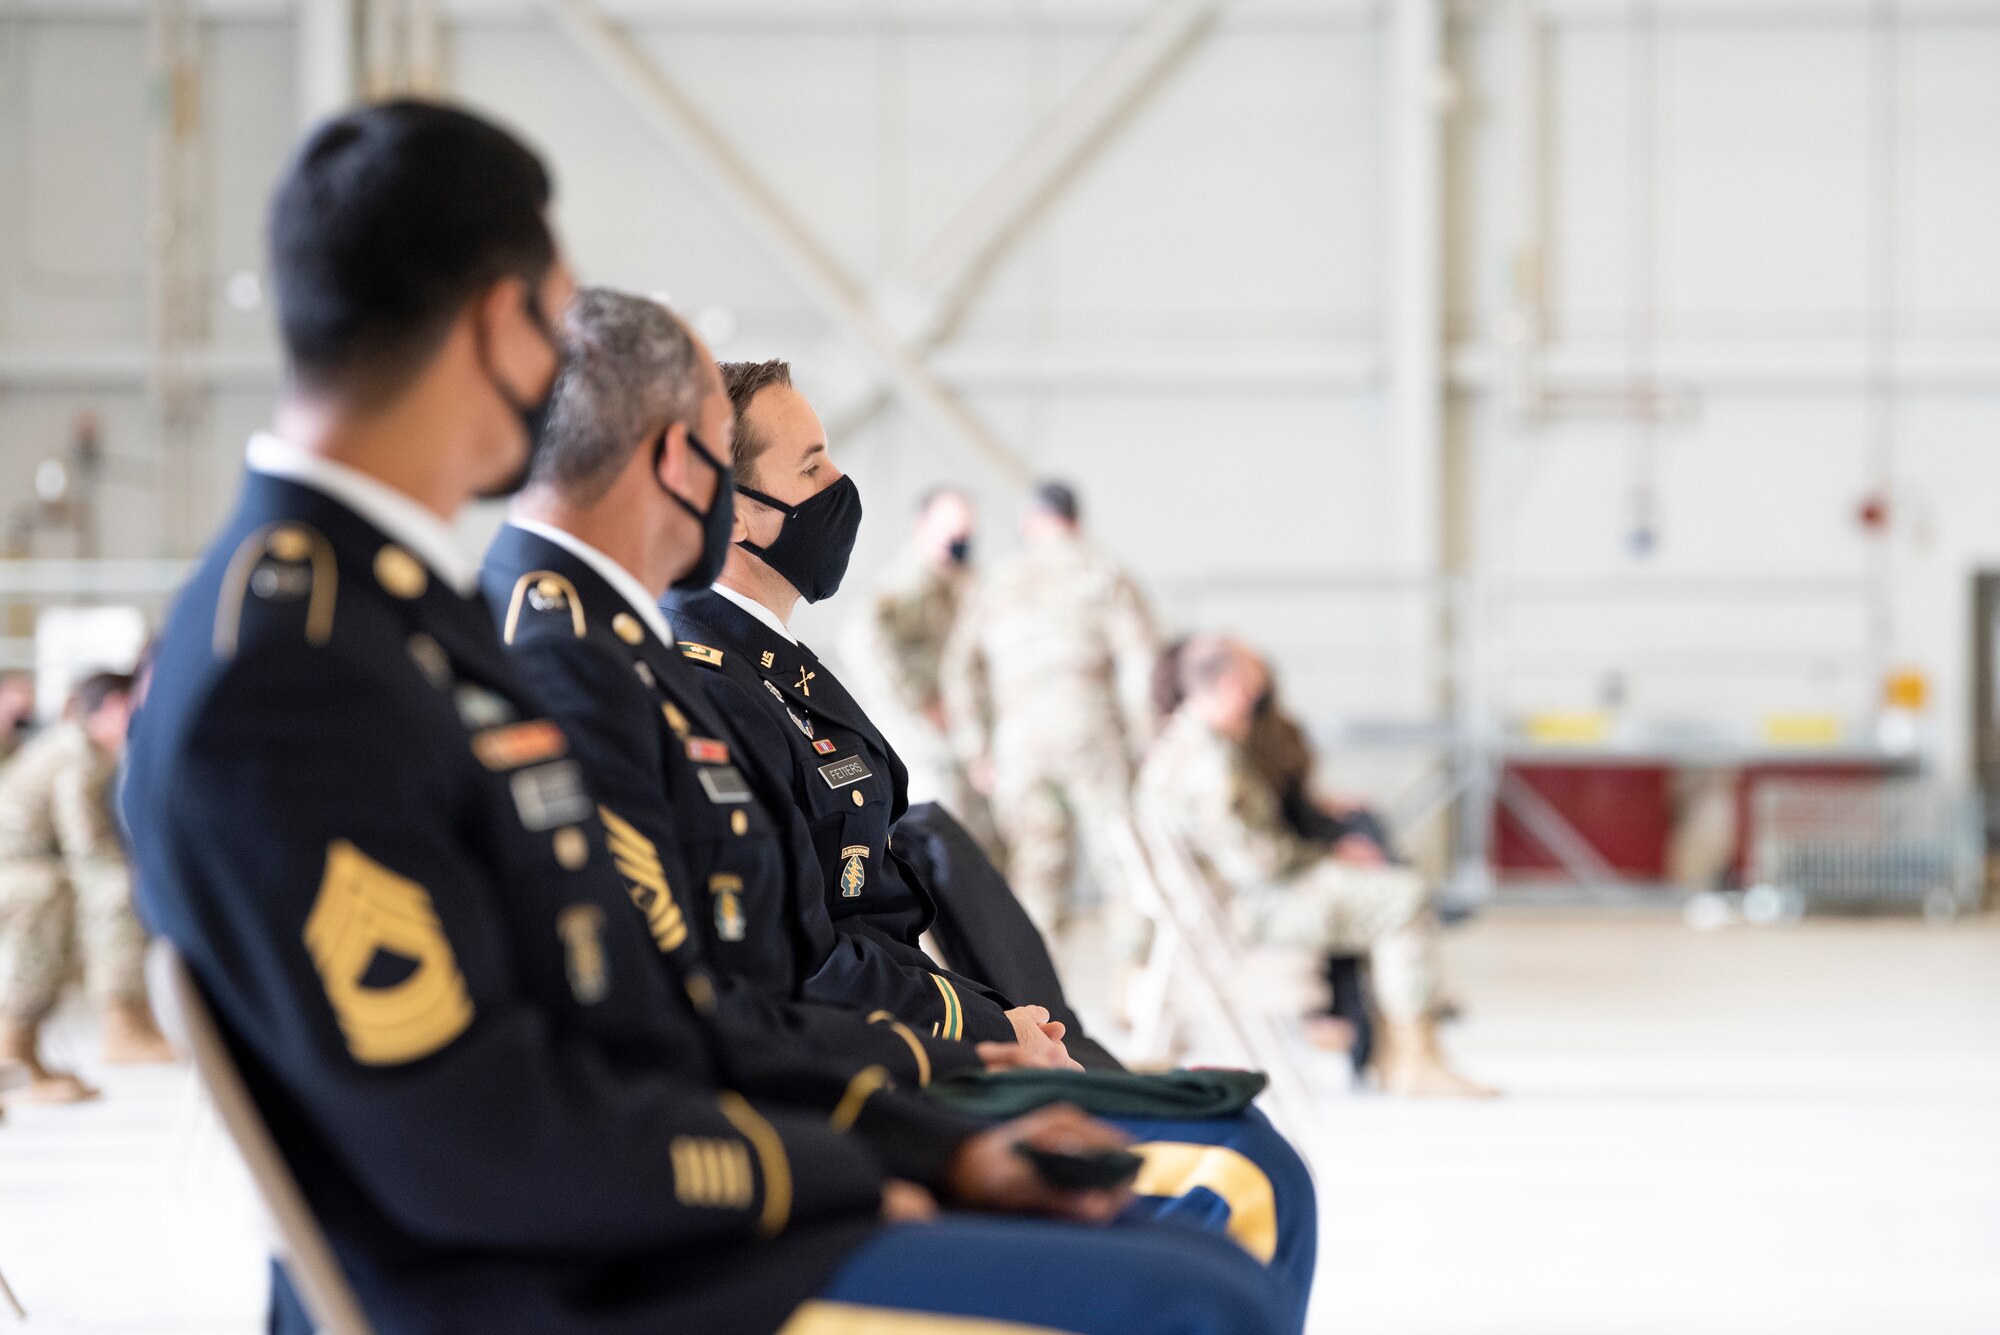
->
653, 353, 1321, 1326
481, 291, 1320, 1330
120, 100, 1287, 1335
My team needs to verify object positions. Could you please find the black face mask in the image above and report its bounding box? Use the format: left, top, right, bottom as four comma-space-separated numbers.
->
656, 428, 735, 591
477, 290, 565, 500
945, 536, 973, 567
736, 474, 863, 603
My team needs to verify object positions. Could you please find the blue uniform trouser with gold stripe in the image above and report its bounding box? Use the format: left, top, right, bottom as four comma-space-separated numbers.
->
1104, 1107, 1316, 1335
796, 1213, 1286, 1335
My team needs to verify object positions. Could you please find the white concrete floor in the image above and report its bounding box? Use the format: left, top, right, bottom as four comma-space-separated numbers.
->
1, 910, 1996, 1334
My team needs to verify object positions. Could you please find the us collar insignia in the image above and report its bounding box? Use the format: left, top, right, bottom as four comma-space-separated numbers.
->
839, 844, 869, 898
760, 650, 775, 669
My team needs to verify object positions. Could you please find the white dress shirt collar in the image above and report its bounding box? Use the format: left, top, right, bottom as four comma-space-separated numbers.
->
245, 431, 479, 596
505, 519, 677, 649
710, 581, 797, 646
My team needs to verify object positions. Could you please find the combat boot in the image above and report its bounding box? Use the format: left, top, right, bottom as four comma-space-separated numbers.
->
1375, 1019, 1499, 1099
101, 1000, 176, 1064
0, 1020, 98, 1104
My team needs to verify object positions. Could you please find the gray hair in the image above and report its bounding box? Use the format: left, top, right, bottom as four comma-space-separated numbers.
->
531, 287, 707, 503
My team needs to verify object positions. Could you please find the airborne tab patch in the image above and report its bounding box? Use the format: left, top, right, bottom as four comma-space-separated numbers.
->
839, 844, 869, 898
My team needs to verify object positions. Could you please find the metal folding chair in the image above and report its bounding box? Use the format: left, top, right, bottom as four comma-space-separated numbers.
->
1109, 810, 1321, 1140
146, 941, 375, 1335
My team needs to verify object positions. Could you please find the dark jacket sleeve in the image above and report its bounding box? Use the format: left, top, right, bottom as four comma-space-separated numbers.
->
689, 662, 1019, 1045
172, 644, 886, 1249
507, 633, 987, 1182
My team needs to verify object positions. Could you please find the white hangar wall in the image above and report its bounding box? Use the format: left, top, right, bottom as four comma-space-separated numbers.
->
3, 1, 1999, 775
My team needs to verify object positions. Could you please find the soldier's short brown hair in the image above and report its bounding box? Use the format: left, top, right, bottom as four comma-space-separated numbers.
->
718, 359, 793, 492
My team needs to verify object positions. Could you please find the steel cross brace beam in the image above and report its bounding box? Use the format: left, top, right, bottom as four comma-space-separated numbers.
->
538, 0, 1029, 482
822, 0, 1224, 441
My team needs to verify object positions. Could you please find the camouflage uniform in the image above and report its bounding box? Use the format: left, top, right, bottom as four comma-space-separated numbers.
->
0, 719, 146, 1022
1137, 708, 1439, 1022
839, 547, 1001, 858
941, 531, 1158, 939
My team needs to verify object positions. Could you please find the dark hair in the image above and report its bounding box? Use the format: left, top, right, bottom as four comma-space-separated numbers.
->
269, 99, 555, 404
717, 359, 794, 491
534, 289, 706, 503
1032, 479, 1080, 524
71, 672, 135, 718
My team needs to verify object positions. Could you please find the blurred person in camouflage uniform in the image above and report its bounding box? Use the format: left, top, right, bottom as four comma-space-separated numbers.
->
0, 672, 35, 761
0, 671, 172, 1105
941, 481, 1158, 945
840, 486, 1001, 858
1138, 636, 1494, 1098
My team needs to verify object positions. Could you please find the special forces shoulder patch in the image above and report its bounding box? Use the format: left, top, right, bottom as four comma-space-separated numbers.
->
839, 844, 869, 898
555, 903, 609, 1005
303, 840, 475, 1065
709, 873, 747, 942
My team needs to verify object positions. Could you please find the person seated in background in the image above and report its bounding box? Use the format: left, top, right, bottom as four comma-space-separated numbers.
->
126, 99, 1289, 1335
0, 672, 37, 761
1154, 635, 1406, 1062
0, 670, 173, 1103
1139, 635, 1496, 1098
838, 486, 1003, 861
484, 291, 1318, 1331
